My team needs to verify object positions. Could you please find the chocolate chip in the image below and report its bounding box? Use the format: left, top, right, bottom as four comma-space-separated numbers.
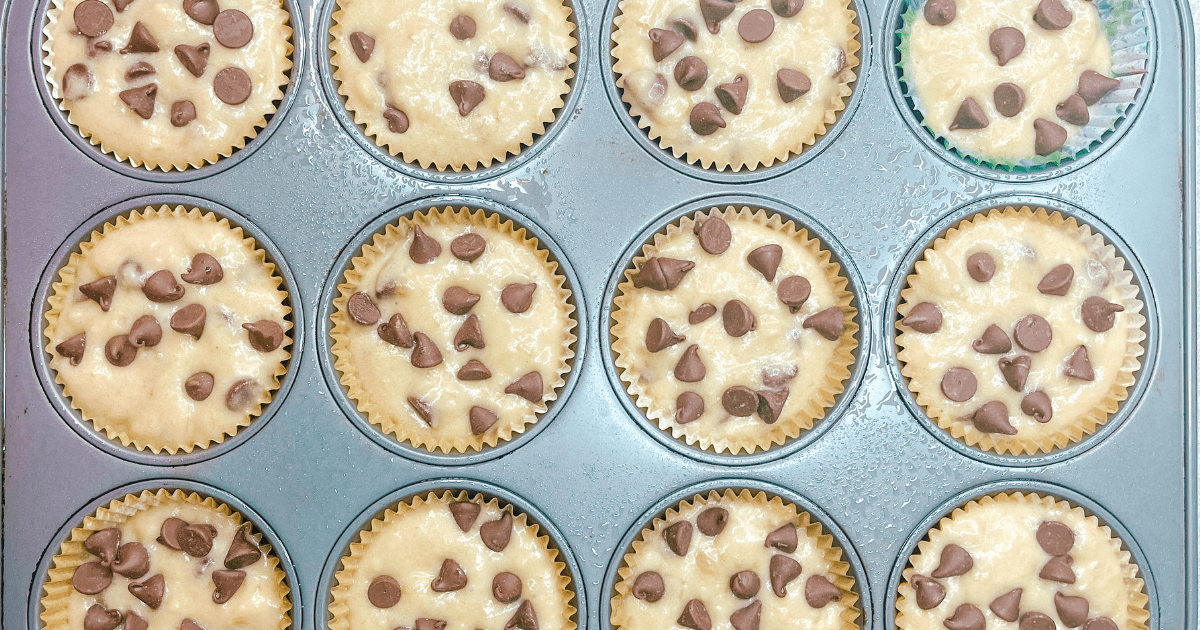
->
442, 286, 480, 315
74, 0, 114, 36
972, 400, 1016, 434
104, 335, 137, 367
213, 9, 253, 48
184, 372, 214, 401
120, 83, 156, 119
379, 313, 414, 347
1020, 612, 1057, 630
56, 333, 87, 365
128, 316, 163, 348
695, 507, 728, 536
670, 344, 704, 382
183, 0, 219, 24
989, 588, 1022, 621
722, 300, 757, 337
492, 571, 523, 603
224, 524, 262, 569
902, 302, 942, 333
995, 83, 1026, 117
501, 283, 536, 313
175, 43, 209, 77
675, 391, 704, 424
940, 367, 977, 402
724, 570, 761, 599
212, 569, 245, 604
670, 17, 699, 41
711, 75, 750, 117
949, 97, 989, 130
470, 406, 499, 434
674, 56, 708, 91
409, 226, 442, 263
632, 571, 665, 601
489, 52, 526, 82
63, 63, 94, 99
368, 575, 401, 608
649, 28, 684, 61
83, 605, 122, 630
646, 317, 685, 351
756, 387, 789, 424
1034, 118, 1067, 155
504, 1, 530, 22
214, 67, 252, 105
944, 604, 985, 630
1077, 70, 1119, 105
81, 276, 116, 310
999, 355, 1031, 391
805, 575, 841, 608
931, 543, 973, 577
923, 0, 955, 25
457, 359, 492, 381
738, 9, 774, 42
1034, 0, 1072, 29
73, 561, 113, 594
775, 276, 811, 312
480, 512, 512, 550
225, 378, 258, 411
417, 621, 448, 630
912, 575, 946, 610
383, 107, 409, 133
1040, 555, 1076, 583
1064, 345, 1095, 380
803, 307, 844, 341
678, 599, 712, 630
504, 601, 538, 630
86, 39, 112, 58
989, 27, 1025, 65
124, 60, 155, 82
349, 31, 374, 62
730, 600, 761, 630
447, 313, 484, 351
347, 292, 381, 325
181, 619, 205, 630
450, 233, 486, 262
1022, 390, 1053, 422
411, 332, 443, 368
769, 554, 801, 597
243, 320, 284, 352
965, 252, 996, 282
158, 518, 187, 549
170, 100, 196, 127
450, 14, 476, 39
635, 257, 695, 290
689, 102, 726, 135
1055, 592, 1089, 627
772, 0, 802, 17
765, 524, 797, 551
1057, 93, 1090, 125
776, 68, 811, 102
178, 254, 222, 286
178, 523, 214, 556
1014, 314, 1053, 352
113, 542, 149, 578
85, 528, 120, 565
747, 244, 782, 281
431, 559, 468, 591
695, 217, 732, 255
450, 80, 485, 116
1034, 521, 1075, 556
972, 324, 1011, 353
721, 385, 757, 416
1038, 264, 1074, 296
407, 395, 434, 425
699, 0, 735, 33
1082, 296, 1123, 332
120, 22, 159, 54
449, 502, 481, 531
688, 303, 717, 324
663, 520, 692, 555
505, 371, 543, 401
1082, 618, 1118, 630
129, 574, 163, 608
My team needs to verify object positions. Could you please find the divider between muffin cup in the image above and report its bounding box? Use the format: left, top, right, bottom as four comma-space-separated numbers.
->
316, 194, 587, 466
30, 194, 305, 467
31, 0, 307, 181
313, 0, 588, 183
599, 477, 872, 630
883, 479, 1159, 630
315, 477, 586, 630
29, 478, 302, 630
880, 193, 1159, 467
600, 193, 872, 467
884, 0, 1155, 181
599, 0, 872, 184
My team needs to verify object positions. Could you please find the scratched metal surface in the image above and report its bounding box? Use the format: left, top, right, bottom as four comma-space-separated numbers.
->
2, 0, 1195, 624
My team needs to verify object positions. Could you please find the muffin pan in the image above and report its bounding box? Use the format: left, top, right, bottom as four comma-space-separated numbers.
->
2, 0, 1194, 626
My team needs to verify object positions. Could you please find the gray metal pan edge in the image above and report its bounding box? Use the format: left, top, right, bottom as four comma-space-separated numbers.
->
1, 0, 1195, 626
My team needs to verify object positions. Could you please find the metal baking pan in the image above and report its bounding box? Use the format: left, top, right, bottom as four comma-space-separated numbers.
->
2, 0, 1195, 624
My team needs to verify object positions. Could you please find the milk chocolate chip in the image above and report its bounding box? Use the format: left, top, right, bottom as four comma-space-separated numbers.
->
1082, 618, 1118, 630
635, 257, 695, 290
931, 543, 973, 577
409, 226, 441, 263
675, 391, 704, 424
697, 217, 732, 254
989, 27, 1025, 66
113, 542, 149, 578
1082, 296, 1123, 332
83, 605, 122, 630
379, 313, 414, 347
121, 22, 159, 54
805, 575, 841, 608
646, 317, 684, 351
443, 286, 480, 315
450, 80, 485, 116
183, 0, 219, 25
747, 244, 782, 281
158, 518, 186, 549
85, 528, 120, 565
1037, 520, 1075, 555
226, 375, 258, 410
213, 9, 253, 48
923, 0, 955, 25
214, 67, 252, 105
170, 100, 196, 127
1038, 263, 1074, 295
738, 9, 774, 43
449, 502, 481, 531
1063, 345, 1094, 380
178, 523, 215, 557
453, 313, 485, 350
486, 52, 525, 83
368, 575, 402, 608
175, 43, 210, 79
990, 588, 1022, 621
129, 574, 163, 609
972, 400, 1016, 434
124, 61, 155, 81
411, 332, 443, 368
966, 252, 996, 282
772, 0, 802, 17
769, 555, 801, 597
125, 315, 160, 348
212, 569, 246, 604
995, 83, 1026, 117
457, 359, 491, 381
803, 307, 844, 341
1021, 612, 1057, 630
944, 604, 985, 630
1040, 555, 1076, 583
765, 523, 797, 552
384, 108, 409, 133
1034, 0, 1072, 30
120, 83, 157, 118
57, 333, 87, 365
81, 276, 117, 310
185, 372, 214, 400
1034, 118, 1067, 155
1077, 70, 1119, 104
504, 600, 538, 630
493, 572, 522, 603
349, 31, 374, 62
730, 570, 760, 599
224, 523, 262, 569
678, 599, 712, 630
75, 0, 114, 36
723, 300, 756, 337
1014, 314, 1052, 352
912, 575, 946, 610
63, 63, 94, 99
940, 367, 977, 402
756, 388, 788, 424
1022, 390, 1053, 422
722, 385, 758, 416
505, 371, 543, 402
674, 344, 706, 382
777, 276, 810, 312
949, 97, 989, 130
714, 75, 749, 115
776, 68, 811, 102
730, 601, 761, 630
632, 571, 665, 601
1055, 592, 1089, 627
480, 512, 513, 551
697, 507, 728, 536
105, 335, 138, 367
243, 320, 284, 352
73, 561, 113, 594
689, 102, 725, 135
972, 324, 1012, 354
451, 233, 486, 261
431, 559, 468, 591
902, 302, 942, 333
501, 283, 536, 313
348, 292, 381, 325
689, 303, 717, 324
670, 17, 700, 41
1057, 93, 1090, 125
699, 0, 735, 33
450, 14, 476, 39
674, 56, 708, 91
999, 355, 1031, 391
181, 253, 222, 285
649, 28, 684, 61
663, 520, 693, 555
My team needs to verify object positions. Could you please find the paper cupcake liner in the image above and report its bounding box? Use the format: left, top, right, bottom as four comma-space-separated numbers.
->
329, 1, 577, 172
611, 0, 860, 172
611, 488, 862, 630
42, 0, 294, 171
896, 206, 1146, 456
330, 206, 578, 453
894, 0, 1151, 171
43, 205, 294, 454
611, 206, 859, 455
328, 489, 578, 630
895, 491, 1150, 630
40, 489, 293, 630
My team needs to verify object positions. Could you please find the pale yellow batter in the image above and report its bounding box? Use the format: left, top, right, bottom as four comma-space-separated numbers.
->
44, 0, 293, 170
612, 0, 858, 170
907, 0, 1110, 159
330, 0, 576, 171
44, 206, 292, 454
896, 492, 1148, 630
